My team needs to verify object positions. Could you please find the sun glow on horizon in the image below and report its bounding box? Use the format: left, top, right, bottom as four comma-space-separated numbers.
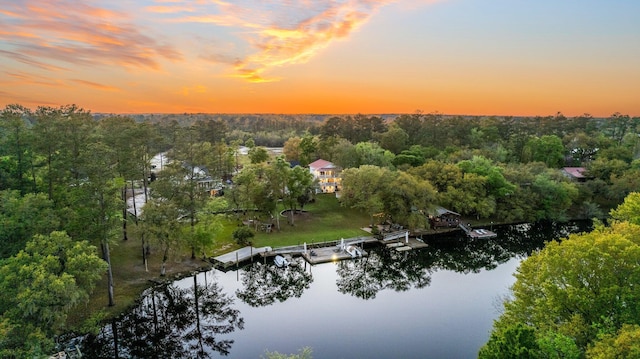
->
1, 0, 639, 117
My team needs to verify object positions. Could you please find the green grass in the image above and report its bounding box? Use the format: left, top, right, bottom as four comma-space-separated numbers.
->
250, 194, 372, 247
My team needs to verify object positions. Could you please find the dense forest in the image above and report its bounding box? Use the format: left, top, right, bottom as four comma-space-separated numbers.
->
1, 104, 639, 357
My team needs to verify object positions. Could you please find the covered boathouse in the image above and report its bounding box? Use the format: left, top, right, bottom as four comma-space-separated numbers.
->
429, 206, 461, 228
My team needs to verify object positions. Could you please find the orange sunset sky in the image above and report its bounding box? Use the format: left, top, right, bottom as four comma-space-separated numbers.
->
1, 0, 639, 117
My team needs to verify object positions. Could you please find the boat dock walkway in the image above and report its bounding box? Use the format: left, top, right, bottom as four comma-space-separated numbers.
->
381, 230, 410, 242
212, 246, 272, 269
211, 232, 432, 269
385, 237, 429, 251
458, 223, 497, 239
302, 245, 368, 265
211, 237, 379, 269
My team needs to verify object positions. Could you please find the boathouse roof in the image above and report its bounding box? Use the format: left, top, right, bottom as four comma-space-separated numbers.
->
433, 206, 461, 217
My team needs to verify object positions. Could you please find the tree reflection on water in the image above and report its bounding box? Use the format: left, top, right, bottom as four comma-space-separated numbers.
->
335, 221, 593, 300
80, 221, 593, 356
235, 258, 313, 307
82, 273, 244, 358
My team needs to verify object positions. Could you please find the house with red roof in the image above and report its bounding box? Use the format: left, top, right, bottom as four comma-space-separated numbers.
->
309, 159, 342, 194
562, 167, 590, 182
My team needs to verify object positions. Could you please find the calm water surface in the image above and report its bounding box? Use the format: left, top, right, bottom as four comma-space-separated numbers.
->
81, 221, 591, 359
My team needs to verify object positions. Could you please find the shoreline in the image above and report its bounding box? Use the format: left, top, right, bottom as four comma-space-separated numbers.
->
67, 216, 593, 337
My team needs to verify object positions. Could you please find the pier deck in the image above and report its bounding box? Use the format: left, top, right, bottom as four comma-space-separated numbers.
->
301, 245, 368, 265
212, 246, 272, 268
459, 223, 497, 239
383, 237, 429, 251
211, 233, 433, 269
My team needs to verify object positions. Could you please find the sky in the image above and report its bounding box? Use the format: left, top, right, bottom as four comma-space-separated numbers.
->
1, 0, 639, 116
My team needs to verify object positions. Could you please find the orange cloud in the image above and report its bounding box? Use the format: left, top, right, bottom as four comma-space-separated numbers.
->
0, 49, 68, 71
3, 71, 67, 87
166, 0, 398, 82
0, 0, 182, 71
70, 79, 120, 91
145, 5, 195, 14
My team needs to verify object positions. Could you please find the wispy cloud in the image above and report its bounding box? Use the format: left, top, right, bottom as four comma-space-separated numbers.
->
164, 0, 401, 82
0, 88, 60, 107
0, 49, 69, 72
1, 0, 434, 86
2, 70, 121, 94
0, 0, 182, 71
2, 71, 68, 87
70, 79, 120, 91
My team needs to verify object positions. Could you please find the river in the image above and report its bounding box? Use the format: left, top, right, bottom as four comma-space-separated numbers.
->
80, 221, 592, 359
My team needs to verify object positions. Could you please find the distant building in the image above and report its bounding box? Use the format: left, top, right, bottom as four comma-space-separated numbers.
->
309, 159, 342, 194
429, 206, 461, 228
562, 167, 590, 182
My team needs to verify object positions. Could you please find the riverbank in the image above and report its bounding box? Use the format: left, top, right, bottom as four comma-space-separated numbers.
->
66, 240, 215, 331
64, 193, 555, 333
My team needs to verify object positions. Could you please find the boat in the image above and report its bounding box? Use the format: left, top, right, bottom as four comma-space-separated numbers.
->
345, 245, 362, 258
274, 254, 289, 268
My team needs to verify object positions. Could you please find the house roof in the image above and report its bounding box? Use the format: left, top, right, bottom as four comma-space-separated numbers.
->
309, 159, 337, 170
434, 206, 461, 217
563, 167, 587, 179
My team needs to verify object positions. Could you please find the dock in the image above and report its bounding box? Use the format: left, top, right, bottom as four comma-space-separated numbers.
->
458, 223, 497, 239
380, 230, 410, 242
212, 246, 272, 268
302, 245, 368, 264
296, 237, 374, 264
384, 237, 429, 251
211, 233, 432, 269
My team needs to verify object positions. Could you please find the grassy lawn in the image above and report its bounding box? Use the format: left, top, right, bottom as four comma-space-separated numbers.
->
67, 193, 370, 331
251, 193, 372, 247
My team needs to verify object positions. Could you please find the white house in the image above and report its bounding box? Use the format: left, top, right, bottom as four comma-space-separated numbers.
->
309, 159, 342, 194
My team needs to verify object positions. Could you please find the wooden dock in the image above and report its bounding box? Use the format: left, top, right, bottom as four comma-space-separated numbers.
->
384, 237, 429, 251
211, 233, 432, 269
381, 230, 410, 242
459, 223, 497, 239
212, 246, 272, 268
301, 245, 368, 265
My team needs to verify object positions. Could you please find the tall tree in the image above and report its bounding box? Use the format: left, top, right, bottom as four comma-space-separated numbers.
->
0, 104, 34, 194
0, 190, 59, 259
339, 165, 393, 227
195, 117, 228, 144
248, 146, 269, 164
531, 172, 578, 222
610, 192, 640, 225
523, 135, 566, 168
79, 140, 124, 307
99, 116, 144, 241
189, 198, 227, 259
142, 198, 183, 276
0, 231, 106, 355
284, 166, 314, 225
158, 127, 213, 259
394, 112, 429, 147
458, 156, 516, 198
353, 141, 395, 168
298, 132, 317, 167
31, 106, 64, 202
376, 123, 409, 154
382, 171, 436, 229
586, 324, 640, 358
